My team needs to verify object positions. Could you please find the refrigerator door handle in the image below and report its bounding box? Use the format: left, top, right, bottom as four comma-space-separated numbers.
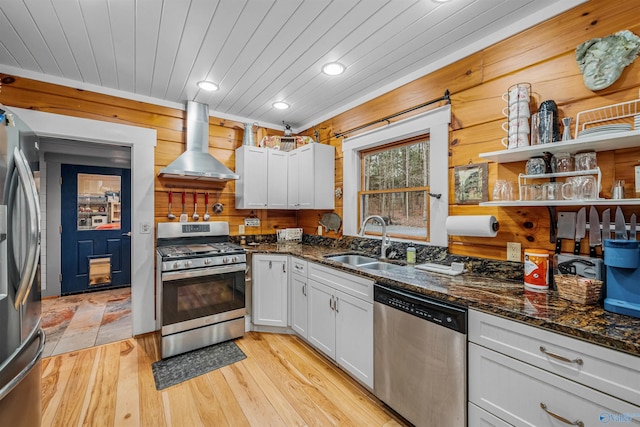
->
0, 328, 45, 400
0, 205, 6, 301
11, 147, 41, 309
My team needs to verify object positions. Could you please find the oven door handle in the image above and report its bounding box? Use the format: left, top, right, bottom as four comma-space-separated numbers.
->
162, 263, 247, 281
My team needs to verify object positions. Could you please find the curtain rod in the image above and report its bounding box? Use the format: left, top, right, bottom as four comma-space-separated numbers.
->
334, 89, 451, 139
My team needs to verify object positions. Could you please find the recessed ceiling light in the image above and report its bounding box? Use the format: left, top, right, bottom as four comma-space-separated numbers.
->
197, 81, 219, 91
273, 101, 290, 110
322, 62, 346, 76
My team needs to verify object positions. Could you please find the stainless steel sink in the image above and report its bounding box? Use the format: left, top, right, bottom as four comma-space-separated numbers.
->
324, 254, 377, 266
359, 261, 404, 271
324, 254, 405, 272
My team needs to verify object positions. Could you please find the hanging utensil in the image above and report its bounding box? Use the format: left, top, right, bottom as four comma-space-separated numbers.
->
573, 207, 586, 255
213, 191, 224, 214
556, 212, 576, 254
601, 208, 611, 242
192, 192, 199, 221
167, 190, 176, 220
615, 206, 627, 239
203, 192, 211, 221
588, 206, 601, 258
180, 191, 188, 222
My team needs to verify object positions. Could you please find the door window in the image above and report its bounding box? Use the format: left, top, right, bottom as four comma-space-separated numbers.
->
77, 173, 121, 230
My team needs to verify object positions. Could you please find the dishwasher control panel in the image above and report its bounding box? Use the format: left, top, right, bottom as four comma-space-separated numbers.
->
374, 284, 467, 333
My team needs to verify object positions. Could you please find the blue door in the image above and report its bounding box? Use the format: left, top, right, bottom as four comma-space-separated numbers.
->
61, 165, 131, 295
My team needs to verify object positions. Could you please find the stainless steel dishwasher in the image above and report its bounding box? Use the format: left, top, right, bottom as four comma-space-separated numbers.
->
374, 284, 467, 427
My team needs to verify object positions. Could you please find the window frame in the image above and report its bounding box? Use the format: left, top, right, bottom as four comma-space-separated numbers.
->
342, 105, 450, 246
359, 136, 432, 241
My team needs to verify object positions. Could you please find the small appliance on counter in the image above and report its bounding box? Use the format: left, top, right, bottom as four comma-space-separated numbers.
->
604, 239, 640, 318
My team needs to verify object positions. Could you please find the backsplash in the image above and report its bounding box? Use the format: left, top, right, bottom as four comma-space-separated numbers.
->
234, 234, 524, 282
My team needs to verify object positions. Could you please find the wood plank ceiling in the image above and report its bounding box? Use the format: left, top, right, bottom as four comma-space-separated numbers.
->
0, 0, 585, 131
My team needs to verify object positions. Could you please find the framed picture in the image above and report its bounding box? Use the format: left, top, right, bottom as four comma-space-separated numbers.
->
454, 162, 488, 204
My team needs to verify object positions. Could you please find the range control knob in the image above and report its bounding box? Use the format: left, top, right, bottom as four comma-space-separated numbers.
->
231, 256, 238, 263
185, 260, 192, 268
204, 258, 212, 265
223, 257, 230, 264
172, 262, 180, 269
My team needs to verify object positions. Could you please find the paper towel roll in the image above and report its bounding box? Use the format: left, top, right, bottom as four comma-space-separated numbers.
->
445, 215, 499, 237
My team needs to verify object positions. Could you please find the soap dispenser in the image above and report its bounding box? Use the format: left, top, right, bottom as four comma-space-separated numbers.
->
407, 246, 416, 264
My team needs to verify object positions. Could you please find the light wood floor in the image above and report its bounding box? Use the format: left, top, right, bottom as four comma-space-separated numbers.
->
41, 331, 408, 426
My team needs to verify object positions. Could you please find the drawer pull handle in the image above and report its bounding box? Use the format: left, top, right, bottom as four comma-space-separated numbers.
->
540, 403, 584, 426
539, 346, 583, 365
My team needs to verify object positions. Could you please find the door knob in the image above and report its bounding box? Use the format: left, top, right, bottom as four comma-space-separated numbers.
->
122, 231, 132, 237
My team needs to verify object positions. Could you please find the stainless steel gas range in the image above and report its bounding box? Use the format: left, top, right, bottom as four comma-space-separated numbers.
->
156, 221, 246, 358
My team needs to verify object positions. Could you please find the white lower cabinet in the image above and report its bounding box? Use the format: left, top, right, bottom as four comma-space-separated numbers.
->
252, 254, 288, 327
306, 263, 374, 389
290, 258, 308, 338
469, 343, 640, 426
468, 309, 640, 426
468, 403, 512, 427
334, 290, 373, 388
308, 279, 336, 359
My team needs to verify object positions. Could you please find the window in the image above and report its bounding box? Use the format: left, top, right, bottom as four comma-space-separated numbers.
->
360, 136, 431, 240
342, 105, 450, 246
77, 173, 121, 230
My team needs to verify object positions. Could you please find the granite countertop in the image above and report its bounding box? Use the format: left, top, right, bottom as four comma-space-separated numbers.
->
246, 242, 640, 357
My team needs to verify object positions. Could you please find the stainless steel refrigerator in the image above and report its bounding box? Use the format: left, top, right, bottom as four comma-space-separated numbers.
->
0, 105, 44, 426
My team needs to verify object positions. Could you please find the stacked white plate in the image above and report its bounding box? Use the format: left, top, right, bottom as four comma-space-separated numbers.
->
634, 114, 640, 130
578, 123, 632, 138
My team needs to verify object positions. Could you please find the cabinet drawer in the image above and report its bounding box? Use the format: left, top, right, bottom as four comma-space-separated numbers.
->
469, 343, 640, 426
308, 262, 374, 302
290, 257, 308, 276
469, 310, 640, 404
468, 403, 512, 427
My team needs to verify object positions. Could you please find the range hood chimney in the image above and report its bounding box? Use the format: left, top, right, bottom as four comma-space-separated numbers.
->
158, 101, 239, 182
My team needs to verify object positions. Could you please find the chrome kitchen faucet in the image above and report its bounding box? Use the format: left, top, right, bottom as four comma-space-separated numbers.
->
359, 215, 392, 259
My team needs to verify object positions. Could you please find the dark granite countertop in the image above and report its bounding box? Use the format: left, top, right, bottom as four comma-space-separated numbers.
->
245, 242, 640, 357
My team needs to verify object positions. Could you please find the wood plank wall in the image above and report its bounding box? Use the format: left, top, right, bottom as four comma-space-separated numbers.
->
0, 76, 292, 237
1, 0, 639, 261
298, 0, 640, 260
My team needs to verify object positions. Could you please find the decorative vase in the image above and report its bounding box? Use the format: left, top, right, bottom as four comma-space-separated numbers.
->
242, 123, 256, 146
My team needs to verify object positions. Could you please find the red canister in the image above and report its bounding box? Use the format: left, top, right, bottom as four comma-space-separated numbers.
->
524, 249, 549, 290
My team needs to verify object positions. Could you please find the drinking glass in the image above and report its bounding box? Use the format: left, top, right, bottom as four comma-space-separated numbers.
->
574, 151, 597, 171
551, 152, 573, 173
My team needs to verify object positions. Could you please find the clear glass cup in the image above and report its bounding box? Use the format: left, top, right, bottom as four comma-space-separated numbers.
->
562, 176, 597, 200
542, 182, 563, 200
551, 152, 573, 173
574, 151, 597, 171
493, 180, 515, 201
526, 157, 546, 175
521, 184, 542, 201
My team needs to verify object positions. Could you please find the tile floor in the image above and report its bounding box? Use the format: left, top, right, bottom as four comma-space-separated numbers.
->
41, 287, 132, 357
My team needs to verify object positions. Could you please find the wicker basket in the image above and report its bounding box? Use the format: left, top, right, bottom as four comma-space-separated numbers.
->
554, 274, 603, 305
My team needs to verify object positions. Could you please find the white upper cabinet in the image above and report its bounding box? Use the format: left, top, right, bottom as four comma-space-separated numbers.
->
267, 150, 288, 209
289, 144, 335, 209
235, 146, 268, 209
236, 144, 335, 210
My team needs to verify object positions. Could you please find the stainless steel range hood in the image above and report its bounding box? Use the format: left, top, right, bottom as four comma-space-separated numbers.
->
158, 101, 239, 182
